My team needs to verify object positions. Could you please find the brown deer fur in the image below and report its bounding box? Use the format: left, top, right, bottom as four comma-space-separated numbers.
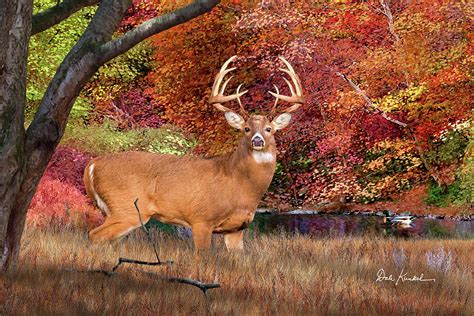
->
84, 56, 304, 251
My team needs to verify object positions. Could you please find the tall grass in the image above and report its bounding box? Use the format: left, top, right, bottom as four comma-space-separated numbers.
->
1, 228, 472, 315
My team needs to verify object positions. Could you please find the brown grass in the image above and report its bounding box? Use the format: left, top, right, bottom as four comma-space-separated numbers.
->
1, 228, 473, 315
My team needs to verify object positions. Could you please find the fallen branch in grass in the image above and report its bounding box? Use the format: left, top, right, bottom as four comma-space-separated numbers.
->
70, 198, 220, 296
133, 198, 162, 263
137, 270, 221, 295
68, 267, 221, 295
87, 257, 174, 276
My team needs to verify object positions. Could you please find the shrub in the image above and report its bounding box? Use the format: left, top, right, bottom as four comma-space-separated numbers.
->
28, 175, 103, 230
426, 245, 453, 273
426, 130, 469, 165
426, 180, 462, 207
44, 146, 94, 193
28, 147, 99, 229
107, 88, 165, 128
455, 129, 474, 207
61, 122, 196, 156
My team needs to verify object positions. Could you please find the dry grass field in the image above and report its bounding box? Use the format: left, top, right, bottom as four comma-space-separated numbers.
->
0, 227, 472, 315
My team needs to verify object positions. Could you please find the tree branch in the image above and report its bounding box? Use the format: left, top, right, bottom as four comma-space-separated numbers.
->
140, 270, 221, 295
32, 0, 99, 35
335, 72, 407, 127
370, 0, 399, 42
336, 71, 441, 185
98, 0, 220, 63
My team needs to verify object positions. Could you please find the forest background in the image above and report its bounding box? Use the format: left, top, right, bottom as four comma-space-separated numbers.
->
27, 0, 473, 229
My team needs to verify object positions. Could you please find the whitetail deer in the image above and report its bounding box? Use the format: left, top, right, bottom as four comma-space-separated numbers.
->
84, 56, 304, 251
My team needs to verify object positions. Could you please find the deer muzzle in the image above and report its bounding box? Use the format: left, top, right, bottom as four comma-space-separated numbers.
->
251, 133, 265, 150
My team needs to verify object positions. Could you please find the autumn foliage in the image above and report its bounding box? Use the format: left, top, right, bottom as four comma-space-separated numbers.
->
27, 0, 472, 227
140, 0, 472, 207
28, 147, 103, 229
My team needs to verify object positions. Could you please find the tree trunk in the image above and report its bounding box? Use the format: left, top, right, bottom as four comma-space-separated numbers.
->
0, 0, 33, 272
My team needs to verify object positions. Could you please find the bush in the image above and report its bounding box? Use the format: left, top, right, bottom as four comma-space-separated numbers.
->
428, 127, 474, 208
28, 175, 103, 230
28, 147, 100, 229
426, 179, 464, 208
44, 146, 94, 193
61, 121, 196, 156
426, 130, 469, 165
455, 132, 474, 206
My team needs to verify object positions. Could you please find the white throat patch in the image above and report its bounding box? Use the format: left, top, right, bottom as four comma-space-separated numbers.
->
252, 151, 275, 164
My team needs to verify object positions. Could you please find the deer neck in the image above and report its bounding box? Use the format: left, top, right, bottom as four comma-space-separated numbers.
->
228, 138, 277, 183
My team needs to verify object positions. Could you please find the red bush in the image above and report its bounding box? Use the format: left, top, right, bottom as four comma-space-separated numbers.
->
44, 146, 94, 193
28, 175, 103, 229
113, 88, 165, 128
28, 146, 102, 229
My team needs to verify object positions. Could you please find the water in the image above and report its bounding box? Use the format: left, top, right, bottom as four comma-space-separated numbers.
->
248, 213, 474, 239
148, 213, 474, 239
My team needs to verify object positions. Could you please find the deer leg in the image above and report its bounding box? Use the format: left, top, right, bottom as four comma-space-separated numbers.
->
191, 224, 213, 252
89, 216, 150, 243
224, 231, 244, 250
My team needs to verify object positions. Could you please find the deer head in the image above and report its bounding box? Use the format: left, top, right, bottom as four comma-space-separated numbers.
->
209, 56, 305, 153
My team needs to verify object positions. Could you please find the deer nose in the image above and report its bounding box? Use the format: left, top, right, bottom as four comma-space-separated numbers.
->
251, 133, 265, 148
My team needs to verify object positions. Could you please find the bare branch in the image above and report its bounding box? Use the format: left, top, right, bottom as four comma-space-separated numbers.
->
32, 0, 99, 35
99, 0, 220, 63
69, 268, 220, 295
371, 0, 400, 42
336, 71, 441, 185
87, 198, 174, 273
142, 271, 221, 295
134, 199, 161, 263
335, 71, 407, 127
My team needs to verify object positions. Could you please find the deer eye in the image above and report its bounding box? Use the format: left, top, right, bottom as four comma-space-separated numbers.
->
265, 127, 272, 132
244, 127, 251, 133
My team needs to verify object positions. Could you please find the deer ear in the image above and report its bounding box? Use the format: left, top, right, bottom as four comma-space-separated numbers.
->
271, 113, 292, 131
224, 111, 245, 130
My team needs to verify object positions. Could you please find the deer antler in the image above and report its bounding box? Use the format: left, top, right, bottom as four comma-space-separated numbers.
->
269, 57, 305, 116
209, 56, 248, 117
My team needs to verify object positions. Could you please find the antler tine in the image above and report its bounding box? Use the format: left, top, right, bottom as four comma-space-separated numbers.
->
268, 56, 305, 113
212, 68, 236, 96
282, 77, 295, 96
209, 56, 248, 114
236, 84, 249, 117
212, 55, 237, 95
220, 76, 233, 95
270, 84, 280, 117
279, 57, 303, 95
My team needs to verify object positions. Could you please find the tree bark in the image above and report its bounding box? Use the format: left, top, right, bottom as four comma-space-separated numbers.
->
378, 0, 399, 42
32, 0, 99, 35
0, 0, 33, 272
0, 0, 221, 273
